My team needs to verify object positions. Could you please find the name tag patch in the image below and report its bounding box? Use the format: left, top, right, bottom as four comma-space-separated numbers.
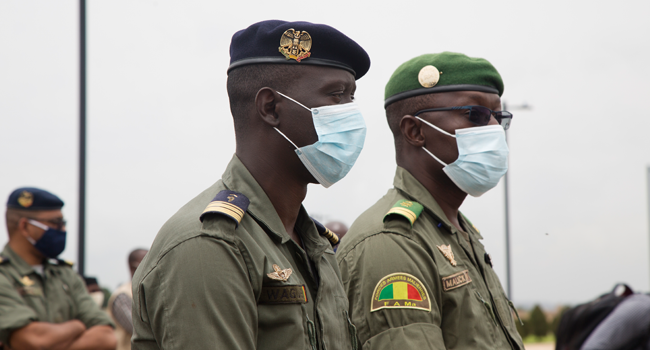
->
259, 285, 308, 304
442, 270, 472, 291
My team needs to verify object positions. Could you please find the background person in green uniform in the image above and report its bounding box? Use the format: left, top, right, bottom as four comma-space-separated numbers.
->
131, 20, 370, 350
337, 52, 525, 350
0, 187, 116, 350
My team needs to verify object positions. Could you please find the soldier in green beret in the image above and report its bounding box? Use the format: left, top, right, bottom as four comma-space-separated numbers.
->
0, 187, 116, 350
337, 52, 525, 349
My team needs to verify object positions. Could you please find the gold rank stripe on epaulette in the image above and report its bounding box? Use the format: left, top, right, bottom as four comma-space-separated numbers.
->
199, 190, 250, 227
311, 218, 340, 246
203, 201, 245, 222
384, 200, 424, 226
321, 227, 339, 245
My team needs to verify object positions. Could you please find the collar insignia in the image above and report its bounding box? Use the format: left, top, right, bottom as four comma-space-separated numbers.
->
267, 264, 292, 282
279, 29, 312, 62
20, 276, 35, 287
437, 244, 457, 266
18, 191, 34, 208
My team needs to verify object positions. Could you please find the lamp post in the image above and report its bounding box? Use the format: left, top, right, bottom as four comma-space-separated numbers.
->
78, 0, 87, 276
502, 101, 530, 300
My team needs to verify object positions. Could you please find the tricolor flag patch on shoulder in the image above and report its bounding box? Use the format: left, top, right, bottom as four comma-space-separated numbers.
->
370, 273, 431, 312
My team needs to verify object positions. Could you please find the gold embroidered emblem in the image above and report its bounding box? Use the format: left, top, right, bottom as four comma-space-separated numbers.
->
279, 29, 312, 62
401, 201, 413, 207
267, 264, 292, 282
20, 276, 35, 287
18, 191, 34, 208
437, 244, 457, 266
227, 194, 237, 202
418, 65, 440, 88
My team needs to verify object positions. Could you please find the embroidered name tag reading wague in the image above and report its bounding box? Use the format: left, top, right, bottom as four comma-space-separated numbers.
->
259, 285, 308, 304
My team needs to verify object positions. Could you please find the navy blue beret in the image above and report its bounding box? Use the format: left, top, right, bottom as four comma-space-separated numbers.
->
228, 20, 370, 80
6, 187, 64, 210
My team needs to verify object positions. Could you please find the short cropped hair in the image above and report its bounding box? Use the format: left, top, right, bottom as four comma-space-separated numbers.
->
226, 64, 306, 135
385, 94, 434, 154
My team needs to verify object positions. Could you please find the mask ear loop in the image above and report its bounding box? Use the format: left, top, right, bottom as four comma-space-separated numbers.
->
276, 91, 311, 111
273, 127, 300, 151
414, 116, 454, 167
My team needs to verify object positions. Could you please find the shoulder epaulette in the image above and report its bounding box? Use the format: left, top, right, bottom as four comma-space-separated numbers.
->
383, 200, 424, 226
56, 259, 74, 267
200, 190, 250, 228
0, 256, 9, 264
312, 218, 339, 246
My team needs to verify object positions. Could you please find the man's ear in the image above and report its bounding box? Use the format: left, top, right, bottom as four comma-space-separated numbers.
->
400, 115, 426, 147
255, 87, 280, 127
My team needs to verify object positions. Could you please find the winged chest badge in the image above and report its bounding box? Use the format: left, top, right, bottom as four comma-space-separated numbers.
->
437, 244, 457, 267
267, 264, 293, 282
278, 29, 312, 62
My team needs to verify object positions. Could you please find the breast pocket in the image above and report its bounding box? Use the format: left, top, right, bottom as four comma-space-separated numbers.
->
257, 283, 309, 350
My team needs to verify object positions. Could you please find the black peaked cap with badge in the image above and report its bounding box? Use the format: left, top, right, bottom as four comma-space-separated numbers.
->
228, 20, 370, 80
6, 187, 64, 211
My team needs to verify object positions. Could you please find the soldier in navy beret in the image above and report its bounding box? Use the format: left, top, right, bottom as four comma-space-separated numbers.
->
1, 187, 116, 349
132, 20, 370, 349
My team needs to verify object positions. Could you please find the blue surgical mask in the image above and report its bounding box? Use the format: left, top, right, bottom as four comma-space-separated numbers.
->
27, 219, 67, 258
416, 117, 509, 197
274, 92, 366, 188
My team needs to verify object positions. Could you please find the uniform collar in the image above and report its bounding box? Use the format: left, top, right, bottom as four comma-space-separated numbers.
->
393, 166, 462, 236
221, 155, 328, 254
2, 244, 39, 276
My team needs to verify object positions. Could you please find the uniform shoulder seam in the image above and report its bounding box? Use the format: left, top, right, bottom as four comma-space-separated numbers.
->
337, 229, 423, 261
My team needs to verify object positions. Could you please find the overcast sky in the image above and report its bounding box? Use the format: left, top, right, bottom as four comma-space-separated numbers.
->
1, 0, 649, 307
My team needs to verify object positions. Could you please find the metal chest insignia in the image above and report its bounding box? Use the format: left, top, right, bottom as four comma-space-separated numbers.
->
20, 276, 35, 287
267, 264, 292, 282
278, 29, 312, 62
437, 244, 457, 267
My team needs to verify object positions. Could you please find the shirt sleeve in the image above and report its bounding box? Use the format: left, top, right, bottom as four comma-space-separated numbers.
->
67, 270, 114, 328
0, 273, 38, 344
338, 231, 446, 350
136, 236, 257, 350
111, 293, 133, 334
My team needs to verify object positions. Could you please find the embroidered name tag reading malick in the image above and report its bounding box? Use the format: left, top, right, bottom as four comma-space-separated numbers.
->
370, 273, 431, 312
259, 285, 308, 304
442, 270, 472, 291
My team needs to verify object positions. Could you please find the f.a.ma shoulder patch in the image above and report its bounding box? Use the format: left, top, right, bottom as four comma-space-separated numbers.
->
370, 273, 431, 312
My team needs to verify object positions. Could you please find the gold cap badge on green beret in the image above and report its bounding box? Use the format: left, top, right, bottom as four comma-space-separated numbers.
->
418, 65, 440, 88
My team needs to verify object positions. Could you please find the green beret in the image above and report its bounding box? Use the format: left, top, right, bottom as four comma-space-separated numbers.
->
384, 52, 504, 108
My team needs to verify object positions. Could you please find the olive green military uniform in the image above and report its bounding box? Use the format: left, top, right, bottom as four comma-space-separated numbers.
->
0, 245, 113, 345
132, 155, 358, 350
336, 167, 524, 350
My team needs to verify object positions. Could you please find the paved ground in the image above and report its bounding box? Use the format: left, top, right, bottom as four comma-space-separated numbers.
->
525, 343, 554, 350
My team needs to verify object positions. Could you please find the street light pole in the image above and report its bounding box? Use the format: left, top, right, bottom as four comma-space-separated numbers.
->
502, 101, 530, 301
78, 0, 87, 276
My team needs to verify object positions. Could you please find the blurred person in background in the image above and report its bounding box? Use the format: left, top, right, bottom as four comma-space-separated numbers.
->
107, 248, 147, 350
0, 187, 116, 350
83, 276, 111, 310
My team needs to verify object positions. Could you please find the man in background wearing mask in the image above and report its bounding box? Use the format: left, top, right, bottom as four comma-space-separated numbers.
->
131, 20, 370, 350
337, 53, 525, 349
0, 187, 116, 350
107, 248, 146, 350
